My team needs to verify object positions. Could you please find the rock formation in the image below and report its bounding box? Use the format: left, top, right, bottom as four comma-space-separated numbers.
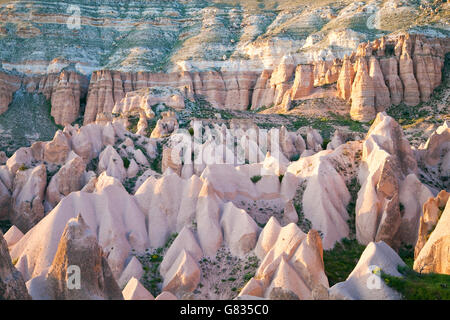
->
45, 153, 86, 208
50, 71, 87, 125
151, 111, 179, 139
380, 56, 403, 105
0, 231, 31, 300
337, 55, 355, 101
291, 64, 314, 99
350, 58, 375, 122
240, 219, 328, 300
414, 191, 450, 275
369, 56, 390, 112
45, 214, 123, 300
329, 241, 405, 300
11, 164, 47, 233
355, 113, 420, 248
0, 72, 21, 115
122, 277, 154, 300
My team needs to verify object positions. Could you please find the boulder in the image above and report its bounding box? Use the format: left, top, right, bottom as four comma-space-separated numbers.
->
44, 130, 70, 164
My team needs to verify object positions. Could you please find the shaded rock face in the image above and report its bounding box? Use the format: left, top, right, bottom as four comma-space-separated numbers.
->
414, 191, 450, 275
50, 71, 87, 125
151, 111, 179, 139
11, 164, 47, 233
0, 231, 31, 300
45, 154, 86, 209
43, 130, 70, 165
417, 121, 450, 186
84, 69, 259, 124
0, 69, 88, 126
0, 72, 21, 115
46, 214, 123, 300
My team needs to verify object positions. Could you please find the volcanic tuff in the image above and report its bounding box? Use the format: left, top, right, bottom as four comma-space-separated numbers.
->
0, 0, 450, 302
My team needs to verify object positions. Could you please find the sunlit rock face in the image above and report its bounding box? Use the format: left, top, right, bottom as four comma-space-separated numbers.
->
1, 0, 448, 76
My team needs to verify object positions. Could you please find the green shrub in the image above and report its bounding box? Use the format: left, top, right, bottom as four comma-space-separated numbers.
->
323, 238, 366, 286
122, 157, 130, 169
250, 175, 262, 183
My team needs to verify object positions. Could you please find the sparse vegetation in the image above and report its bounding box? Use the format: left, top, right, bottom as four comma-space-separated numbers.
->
136, 233, 178, 297
382, 266, 450, 300
121, 157, 130, 169
323, 238, 366, 286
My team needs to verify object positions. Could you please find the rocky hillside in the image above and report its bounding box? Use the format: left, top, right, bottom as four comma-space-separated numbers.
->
0, 0, 449, 75
0, 0, 449, 301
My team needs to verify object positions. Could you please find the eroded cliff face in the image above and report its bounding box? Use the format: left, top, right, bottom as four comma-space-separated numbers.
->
0, 72, 21, 115
339, 34, 450, 121
1, 32, 448, 125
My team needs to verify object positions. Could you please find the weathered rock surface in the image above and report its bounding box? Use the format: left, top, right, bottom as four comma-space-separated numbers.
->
43, 130, 71, 165
97, 145, 126, 182
11, 183, 148, 282
11, 164, 47, 233
241, 218, 328, 300
356, 113, 418, 248
414, 191, 450, 275
0, 231, 31, 300
122, 277, 154, 300
350, 58, 375, 122
45, 154, 86, 209
3, 225, 24, 248
220, 202, 259, 257
337, 55, 355, 101
291, 64, 314, 99
45, 215, 123, 300
49, 71, 87, 125
0, 72, 21, 115
151, 111, 179, 139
